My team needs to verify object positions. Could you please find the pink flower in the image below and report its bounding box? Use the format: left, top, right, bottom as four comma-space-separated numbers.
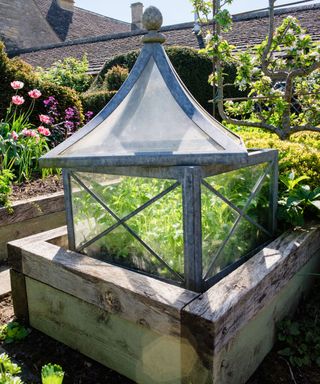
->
21, 129, 37, 137
28, 89, 42, 99
10, 131, 19, 140
29, 130, 37, 137
12, 95, 25, 105
39, 114, 51, 124
11, 81, 24, 90
37, 126, 51, 136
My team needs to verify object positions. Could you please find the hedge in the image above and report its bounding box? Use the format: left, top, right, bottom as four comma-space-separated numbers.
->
90, 46, 246, 114
236, 128, 320, 189
81, 90, 117, 116
0, 42, 83, 124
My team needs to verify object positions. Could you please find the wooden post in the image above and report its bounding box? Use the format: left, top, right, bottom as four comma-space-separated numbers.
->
10, 270, 29, 323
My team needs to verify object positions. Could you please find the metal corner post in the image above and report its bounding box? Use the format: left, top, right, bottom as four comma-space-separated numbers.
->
62, 169, 76, 251
182, 166, 203, 292
270, 151, 279, 235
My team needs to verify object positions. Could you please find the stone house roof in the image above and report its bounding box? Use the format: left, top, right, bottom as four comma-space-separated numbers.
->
8, 3, 320, 74
33, 0, 131, 41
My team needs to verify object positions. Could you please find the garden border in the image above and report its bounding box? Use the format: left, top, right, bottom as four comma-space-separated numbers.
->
0, 192, 65, 262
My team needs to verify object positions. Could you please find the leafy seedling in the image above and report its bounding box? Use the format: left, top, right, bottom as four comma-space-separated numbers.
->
41, 364, 64, 384
0, 352, 23, 384
0, 322, 30, 344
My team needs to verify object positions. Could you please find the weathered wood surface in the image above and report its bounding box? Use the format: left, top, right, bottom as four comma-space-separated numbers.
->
10, 269, 28, 322
0, 192, 64, 227
183, 225, 320, 355
1, 211, 65, 261
9, 227, 198, 337
26, 278, 198, 384
211, 253, 320, 384
9, 225, 320, 384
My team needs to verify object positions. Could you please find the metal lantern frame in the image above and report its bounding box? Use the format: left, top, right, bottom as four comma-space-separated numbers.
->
40, 7, 278, 293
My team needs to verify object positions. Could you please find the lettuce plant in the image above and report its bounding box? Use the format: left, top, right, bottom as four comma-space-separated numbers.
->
0, 353, 23, 384
41, 364, 64, 384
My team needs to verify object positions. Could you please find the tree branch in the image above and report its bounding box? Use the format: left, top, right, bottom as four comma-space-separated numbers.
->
290, 125, 320, 134
261, 0, 288, 80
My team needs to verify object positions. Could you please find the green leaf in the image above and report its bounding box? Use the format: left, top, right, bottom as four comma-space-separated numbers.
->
41, 364, 64, 384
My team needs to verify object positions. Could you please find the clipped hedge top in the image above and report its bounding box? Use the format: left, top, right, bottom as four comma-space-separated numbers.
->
237, 128, 320, 188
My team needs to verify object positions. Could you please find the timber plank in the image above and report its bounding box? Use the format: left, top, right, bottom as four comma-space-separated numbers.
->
183, 225, 320, 353
26, 278, 190, 384
1, 212, 66, 261
0, 192, 64, 227
10, 270, 28, 322
12, 229, 198, 337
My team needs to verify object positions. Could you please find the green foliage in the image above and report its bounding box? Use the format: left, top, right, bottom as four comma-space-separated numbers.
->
0, 169, 14, 208
103, 65, 129, 91
223, 17, 320, 137
73, 166, 270, 279
0, 322, 30, 344
0, 42, 83, 125
90, 47, 244, 113
80, 90, 117, 116
36, 56, 92, 93
278, 171, 320, 226
0, 353, 23, 384
235, 128, 320, 189
192, 1, 320, 139
41, 364, 64, 384
0, 104, 51, 183
277, 289, 320, 367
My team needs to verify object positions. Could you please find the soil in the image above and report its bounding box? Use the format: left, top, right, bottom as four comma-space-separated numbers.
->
1, 291, 320, 384
10, 175, 63, 202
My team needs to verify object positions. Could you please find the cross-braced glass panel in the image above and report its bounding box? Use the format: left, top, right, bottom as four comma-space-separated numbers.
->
70, 172, 184, 282
202, 162, 273, 280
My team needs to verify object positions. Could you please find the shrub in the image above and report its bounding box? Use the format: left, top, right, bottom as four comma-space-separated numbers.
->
90, 47, 245, 113
0, 42, 83, 124
35, 55, 92, 93
103, 65, 129, 91
81, 90, 117, 116
234, 128, 320, 189
0, 169, 14, 208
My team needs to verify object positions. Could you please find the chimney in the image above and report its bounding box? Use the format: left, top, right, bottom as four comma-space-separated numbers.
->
131, 2, 143, 31
57, 0, 74, 12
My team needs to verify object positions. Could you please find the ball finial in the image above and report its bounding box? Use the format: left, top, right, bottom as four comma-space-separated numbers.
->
142, 6, 163, 31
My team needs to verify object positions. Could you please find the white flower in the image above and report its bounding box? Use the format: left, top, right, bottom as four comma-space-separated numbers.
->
205, 33, 213, 46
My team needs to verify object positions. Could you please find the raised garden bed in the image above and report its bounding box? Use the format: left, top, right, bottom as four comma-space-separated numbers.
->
0, 176, 65, 262
1, 288, 320, 384
8, 224, 320, 384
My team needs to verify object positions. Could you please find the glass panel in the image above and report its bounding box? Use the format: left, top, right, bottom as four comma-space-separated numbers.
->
204, 163, 269, 210
62, 57, 226, 157
201, 185, 239, 276
202, 162, 273, 279
83, 225, 180, 281
246, 171, 272, 230
206, 218, 270, 277
71, 172, 183, 281
74, 172, 176, 219
71, 176, 116, 249
126, 186, 184, 276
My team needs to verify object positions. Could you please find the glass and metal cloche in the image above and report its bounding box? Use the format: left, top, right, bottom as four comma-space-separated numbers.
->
40, 6, 278, 293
